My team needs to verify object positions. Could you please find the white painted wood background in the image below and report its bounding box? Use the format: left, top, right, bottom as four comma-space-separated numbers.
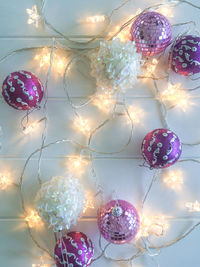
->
1, 0, 200, 266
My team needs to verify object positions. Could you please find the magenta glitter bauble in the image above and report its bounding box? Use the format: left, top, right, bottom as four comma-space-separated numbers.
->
130, 12, 172, 57
141, 129, 182, 169
170, 35, 200, 76
54, 232, 94, 267
2, 70, 43, 110
97, 199, 140, 244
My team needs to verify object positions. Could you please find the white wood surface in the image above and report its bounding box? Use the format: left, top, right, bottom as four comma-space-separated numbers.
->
1, 0, 200, 266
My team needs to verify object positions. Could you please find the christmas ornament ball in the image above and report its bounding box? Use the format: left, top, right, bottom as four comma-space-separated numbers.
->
54, 232, 94, 267
141, 128, 182, 169
97, 199, 140, 244
130, 11, 172, 57
170, 35, 200, 76
2, 70, 43, 110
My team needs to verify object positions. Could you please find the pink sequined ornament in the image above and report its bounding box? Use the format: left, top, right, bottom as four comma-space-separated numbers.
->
2, 70, 43, 110
97, 199, 140, 244
54, 232, 94, 267
130, 12, 172, 57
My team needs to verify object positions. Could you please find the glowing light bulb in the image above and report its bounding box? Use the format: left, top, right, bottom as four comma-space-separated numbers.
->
0, 174, 11, 190
158, 6, 174, 17
127, 106, 145, 124
92, 93, 116, 113
163, 170, 183, 190
34, 48, 50, 67
25, 210, 43, 229
23, 122, 39, 135
186, 201, 200, 212
108, 9, 141, 42
143, 58, 158, 78
74, 117, 91, 135
26, 5, 41, 28
34, 48, 67, 74
66, 155, 90, 176
159, 83, 192, 112
83, 192, 95, 214
136, 214, 169, 238
85, 15, 105, 23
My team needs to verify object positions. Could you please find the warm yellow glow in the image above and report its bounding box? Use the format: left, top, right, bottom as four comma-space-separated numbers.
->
66, 155, 90, 176
25, 210, 44, 229
159, 83, 191, 112
23, 121, 40, 135
74, 117, 91, 135
85, 15, 105, 23
108, 9, 141, 42
163, 170, 183, 190
136, 214, 169, 238
92, 93, 116, 113
83, 192, 95, 214
0, 174, 11, 190
143, 58, 158, 78
26, 5, 40, 28
158, 6, 174, 17
34, 48, 67, 74
186, 200, 200, 212
128, 106, 145, 125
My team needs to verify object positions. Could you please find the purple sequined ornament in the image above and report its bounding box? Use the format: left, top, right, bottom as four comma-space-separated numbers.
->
141, 129, 182, 169
130, 12, 172, 57
54, 232, 94, 267
97, 199, 140, 244
170, 35, 200, 76
2, 70, 43, 110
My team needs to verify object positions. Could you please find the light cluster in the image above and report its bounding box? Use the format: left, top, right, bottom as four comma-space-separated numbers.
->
83, 192, 95, 214
128, 106, 145, 125
25, 210, 44, 229
185, 201, 200, 212
66, 155, 90, 176
85, 15, 105, 23
92, 93, 116, 113
34, 48, 67, 74
163, 170, 183, 190
26, 5, 41, 28
143, 58, 158, 78
137, 214, 169, 238
0, 174, 11, 190
159, 83, 191, 111
73, 116, 92, 135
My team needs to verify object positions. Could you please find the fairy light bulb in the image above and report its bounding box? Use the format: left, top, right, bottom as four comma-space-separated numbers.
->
25, 210, 44, 228
93, 93, 116, 113
66, 155, 90, 176
143, 58, 158, 77
86, 15, 105, 23
0, 174, 11, 190
23, 121, 39, 135
26, 5, 40, 28
163, 170, 183, 190
158, 6, 174, 17
136, 214, 169, 238
159, 83, 191, 111
83, 192, 95, 214
74, 117, 91, 135
186, 201, 200, 212
128, 106, 145, 124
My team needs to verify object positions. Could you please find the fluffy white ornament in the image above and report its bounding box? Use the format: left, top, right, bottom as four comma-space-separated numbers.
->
35, 176, 85, 232
90, 38, 143, 93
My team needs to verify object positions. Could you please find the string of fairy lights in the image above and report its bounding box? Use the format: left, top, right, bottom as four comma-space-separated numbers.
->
1, 0, 200, 266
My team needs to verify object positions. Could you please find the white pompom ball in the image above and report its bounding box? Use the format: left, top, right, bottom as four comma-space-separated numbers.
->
35, 176, 85, 232
90, 38, 143, 94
